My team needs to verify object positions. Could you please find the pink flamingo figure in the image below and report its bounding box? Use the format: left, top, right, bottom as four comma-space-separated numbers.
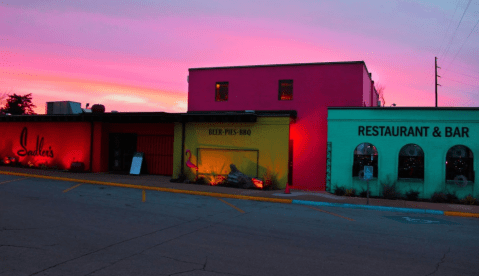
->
185, 149, 198, 181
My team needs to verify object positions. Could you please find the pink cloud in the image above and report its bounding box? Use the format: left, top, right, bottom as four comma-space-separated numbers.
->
1, 2, 477, 113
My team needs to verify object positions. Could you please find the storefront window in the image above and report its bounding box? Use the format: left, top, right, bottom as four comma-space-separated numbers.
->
215, 82, 228, 101
278, 80, 293, 100
352, 143, 378, 178
398, 144, 424, 180
446, 145, 474, 182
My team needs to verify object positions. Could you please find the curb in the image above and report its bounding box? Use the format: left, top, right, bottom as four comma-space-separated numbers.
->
1, 170, 478, 218
0, 171, 292, 204
292, 200, 444, 215
444, 211, 479, 218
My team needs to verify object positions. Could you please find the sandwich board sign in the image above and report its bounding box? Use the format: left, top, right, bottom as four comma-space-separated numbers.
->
130, 152, 144, 175
364, 166, 373, 180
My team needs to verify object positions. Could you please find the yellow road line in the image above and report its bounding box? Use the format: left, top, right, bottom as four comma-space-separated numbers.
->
218, 198, 245, 213
62, 184, 82, 193
0, 177, 29, 185
142, 190, 146, 202
0, 171, 292, 204
444, 211, 479, 218
307, 206, 355, 221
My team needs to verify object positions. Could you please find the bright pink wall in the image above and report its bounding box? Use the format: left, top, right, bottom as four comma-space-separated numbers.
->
188, 62, 374, 191
362, 67, 372, 107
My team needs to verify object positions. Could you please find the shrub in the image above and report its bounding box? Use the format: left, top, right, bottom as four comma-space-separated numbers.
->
431, 192, 447, 203
359, 189, 368, 198
461, 194, 477, 205
334, 186, 346, 196
445, 192, 459, 204
262, 168, 280, 190
380, 175, 400, 199
345, 189, 356, 197
381, 183, 399, 199
405, 190, 420, 201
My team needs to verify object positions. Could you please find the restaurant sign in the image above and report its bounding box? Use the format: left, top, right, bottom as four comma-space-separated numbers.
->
358, 126, 469, 138
17, 127, 54, 158
209, 128, 251, 136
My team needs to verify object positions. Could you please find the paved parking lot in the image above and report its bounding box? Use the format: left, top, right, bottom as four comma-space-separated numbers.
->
1, 174, 479, 276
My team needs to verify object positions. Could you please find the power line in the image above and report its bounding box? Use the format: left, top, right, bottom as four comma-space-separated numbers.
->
447, 70, 479, 81
440, 0, 473, 63
445, 15, 479, 71
448, 62, 479, 74
442, 76, 479, 88
441, 86, 478, 96
437, 0, 462, 55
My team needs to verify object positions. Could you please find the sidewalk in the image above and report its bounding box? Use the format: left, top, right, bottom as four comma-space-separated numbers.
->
1, 166, 478, 217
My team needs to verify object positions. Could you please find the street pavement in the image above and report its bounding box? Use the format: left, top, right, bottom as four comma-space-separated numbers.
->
0, 166, 478, 216
1, 172, 478, 276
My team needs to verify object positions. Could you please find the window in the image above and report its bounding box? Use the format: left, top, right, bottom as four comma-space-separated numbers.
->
446, 145, 474, 182
215, 82, 228, 102
398, 144, 424, 179
278, 80, 293, 100
352, 143, 378, 178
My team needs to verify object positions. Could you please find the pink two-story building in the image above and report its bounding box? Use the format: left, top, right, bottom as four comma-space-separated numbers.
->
188, 61, 378, 191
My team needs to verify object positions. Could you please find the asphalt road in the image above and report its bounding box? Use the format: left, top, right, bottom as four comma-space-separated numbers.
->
1, 175, 478, 276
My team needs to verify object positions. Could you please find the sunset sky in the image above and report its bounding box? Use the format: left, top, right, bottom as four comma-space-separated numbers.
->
1, 0, 478, 114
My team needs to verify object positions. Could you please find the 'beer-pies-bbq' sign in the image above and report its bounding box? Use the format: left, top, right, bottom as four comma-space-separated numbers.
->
209, 128, 251, 136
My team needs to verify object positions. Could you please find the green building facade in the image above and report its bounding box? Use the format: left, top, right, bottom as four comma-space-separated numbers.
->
327, 107, 479, 200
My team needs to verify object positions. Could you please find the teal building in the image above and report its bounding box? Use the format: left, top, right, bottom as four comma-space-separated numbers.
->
327, 107, 478, 200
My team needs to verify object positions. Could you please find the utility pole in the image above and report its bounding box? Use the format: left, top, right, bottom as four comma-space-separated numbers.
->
435, 57, 441, 107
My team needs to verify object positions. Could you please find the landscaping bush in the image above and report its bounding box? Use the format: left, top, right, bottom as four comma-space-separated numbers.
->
445, 192, 460, 204
381, 183, 399, 199
431, 192, 447, 203
461, 194, 477, 205
345, 189, 356, 197
359, 189, 368, 198
405, 190, 420, 201
334, 186, 346, 196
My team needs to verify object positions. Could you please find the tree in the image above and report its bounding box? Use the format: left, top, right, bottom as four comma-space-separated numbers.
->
376, 84, 386, 107
0, 93, 37, 115
0, 88, 10, 107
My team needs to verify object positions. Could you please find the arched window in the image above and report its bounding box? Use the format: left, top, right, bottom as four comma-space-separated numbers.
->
398, 144, 424, 179
353, 143, 378, 178
446, 145, 474, 182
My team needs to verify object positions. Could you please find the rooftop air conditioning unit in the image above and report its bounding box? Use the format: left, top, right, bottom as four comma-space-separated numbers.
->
46, 101, 83, 115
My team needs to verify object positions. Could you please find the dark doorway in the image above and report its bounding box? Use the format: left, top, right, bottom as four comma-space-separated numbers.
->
109, 133, 138, 173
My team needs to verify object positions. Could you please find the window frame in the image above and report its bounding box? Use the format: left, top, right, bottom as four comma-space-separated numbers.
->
397, 144, 425, 180
215, 82, 229, 102
445, 145, 474, 183
352, 142, 378, 178
278, 79, 293, 101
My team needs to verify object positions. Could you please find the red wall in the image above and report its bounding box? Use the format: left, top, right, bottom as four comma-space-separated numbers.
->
188, 63, 375, 190
92, 122, 175, 174
0, 122, 91, 170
